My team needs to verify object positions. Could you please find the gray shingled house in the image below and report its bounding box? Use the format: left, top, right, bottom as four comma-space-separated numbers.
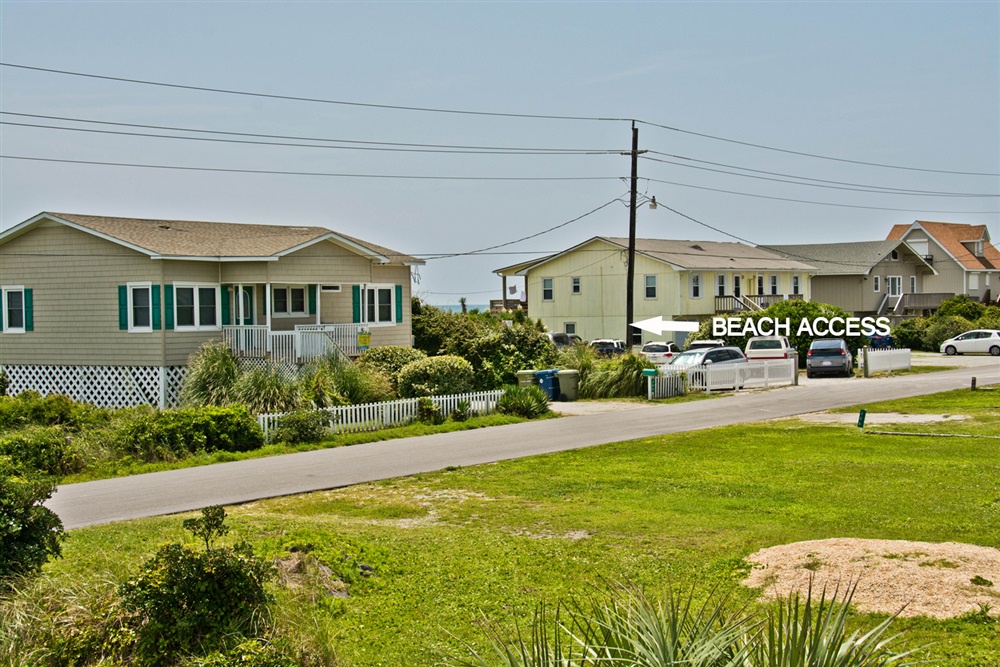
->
767, 240, 936, 317
0, 212, 423, 407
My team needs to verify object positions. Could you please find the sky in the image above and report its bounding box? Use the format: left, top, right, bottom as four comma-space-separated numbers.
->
1, 1, 997, 305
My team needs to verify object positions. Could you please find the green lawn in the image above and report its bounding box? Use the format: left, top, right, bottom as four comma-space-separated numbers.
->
28, 388, 1000, 665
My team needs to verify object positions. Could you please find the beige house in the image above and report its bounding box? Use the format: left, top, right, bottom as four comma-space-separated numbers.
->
495, 236, 815, 345
0, 212, 422, 406
886, 220, 1000, 306
767, 240, 937, 317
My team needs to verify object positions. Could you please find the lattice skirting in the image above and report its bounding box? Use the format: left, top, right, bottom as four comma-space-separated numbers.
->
236, 358, 300, 380
0, 364, 187, 409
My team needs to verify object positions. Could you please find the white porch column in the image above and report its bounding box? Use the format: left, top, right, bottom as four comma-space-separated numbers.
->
315, 283, 321, 325
265, 283, 271, 331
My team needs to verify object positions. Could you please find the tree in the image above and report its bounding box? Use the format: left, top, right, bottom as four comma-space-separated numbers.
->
0, 456, 64, 585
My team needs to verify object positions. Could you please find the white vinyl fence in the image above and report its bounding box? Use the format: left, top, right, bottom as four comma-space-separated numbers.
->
859, 347, 911, 376
257, 389, 505, 441
650, 358, 797, 397
0, 364, 187, 409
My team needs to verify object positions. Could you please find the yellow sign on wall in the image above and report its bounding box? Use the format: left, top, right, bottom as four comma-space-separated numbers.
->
357, 330, 371, 351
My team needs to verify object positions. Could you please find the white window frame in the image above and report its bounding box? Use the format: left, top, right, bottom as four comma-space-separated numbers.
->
571, 276, 581, 295
757, 274, 764, 295
564, 322, 576, 335
362, 284, 396, 326
909, 276, 916, 293
542, 278, 554, 301
770, 275, 778, 295
2, 285, 26, 334
873, 275, 881, 293
127, 282, 153, 333
890, 249, 899, 261
644, 274, 657, 299
690, 273, 701, 299
716, 274, 726, 297
173, 282, 222, 331
792, 275, 800, 296
887, 276, 902, 297
272, 285, 308, 317
969, 272, 980, 290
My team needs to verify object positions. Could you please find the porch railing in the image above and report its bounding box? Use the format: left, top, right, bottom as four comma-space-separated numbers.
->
222, 324, 367, 364
714, 293, 803, 313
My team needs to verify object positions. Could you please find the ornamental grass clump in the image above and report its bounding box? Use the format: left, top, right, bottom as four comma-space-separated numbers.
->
180, 342, 239, 407
578, 354, 654, 399
231, 366, 302, 415
496, 385, 550, 419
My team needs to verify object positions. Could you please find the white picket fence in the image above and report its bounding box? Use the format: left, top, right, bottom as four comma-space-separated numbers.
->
859, 347, 911, 376
650, 358, 797, 396
257, 389, 505, 441
0, 364, 187, 409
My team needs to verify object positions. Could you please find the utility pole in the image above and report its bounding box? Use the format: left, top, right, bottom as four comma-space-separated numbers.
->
625, 122, 639, 346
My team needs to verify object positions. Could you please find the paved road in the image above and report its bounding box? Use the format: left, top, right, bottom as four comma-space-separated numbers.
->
48, 360, 1000, 530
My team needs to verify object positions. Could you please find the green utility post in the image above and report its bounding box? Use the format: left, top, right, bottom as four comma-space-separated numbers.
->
857, 409, 867, 431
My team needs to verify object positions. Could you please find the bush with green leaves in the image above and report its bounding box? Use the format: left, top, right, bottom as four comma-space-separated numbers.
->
116, 406, 264, 461
181, 341, 240, 407
450, 399, 473, 422
496, 385, 550, 419
119, 506, 273, 666
937, 294, 986, 321
398, 355, 475, 398
0, 391, 108, 431
0, 456, 64, 587
417, 397, 445, 425
579, 354, 655, 399
358, 346, 428, 390
270, 409, 332, 444
891, 316, 930, 351
231, 365, 303, 415
923, 315, 975, 351
0, 425, 83, 476
310, 353, 394, 405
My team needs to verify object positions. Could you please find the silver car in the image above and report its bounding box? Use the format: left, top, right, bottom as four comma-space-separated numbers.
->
806, 338, 853, 378
668, 346, 748, 389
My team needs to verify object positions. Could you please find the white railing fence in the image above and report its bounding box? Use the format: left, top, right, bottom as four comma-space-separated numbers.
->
257, 389, 505, 441
859, 347, 911, 376
650, 358, 797, 397
647, 373, 685, 399
0, 364, 187, 409
223, 325, 269, 358
296, 324, 365, 357
224, 324, 365, 363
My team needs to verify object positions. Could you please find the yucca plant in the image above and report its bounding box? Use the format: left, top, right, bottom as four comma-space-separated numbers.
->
312, 353, 393, 405
747, 581, 920, 667
180, 342, 239, 407
496, 385, 551, 419
455, 603, 591, 667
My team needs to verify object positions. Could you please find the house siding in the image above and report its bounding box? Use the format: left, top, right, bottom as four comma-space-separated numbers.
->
900, 232, 977, 297
0, 221, 167, 366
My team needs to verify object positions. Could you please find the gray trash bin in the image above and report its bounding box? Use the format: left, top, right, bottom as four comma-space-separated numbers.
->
516, 369, 539, 389
555, 369, 580, 401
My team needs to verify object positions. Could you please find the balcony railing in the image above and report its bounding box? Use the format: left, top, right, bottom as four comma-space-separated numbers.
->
222, 323, 367, 364
714, 293, 803, 313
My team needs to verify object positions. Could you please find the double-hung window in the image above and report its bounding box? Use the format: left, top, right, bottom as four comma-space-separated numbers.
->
542, 278, 554, 301
644, 275, 657, 299
273, 286, 307, 316
716, 274, 726, 297
1, 286, 31, 333
571, 277, 581, 295
757, 274, 764, 295
365, 286, 394, 324
690, 274, 701, 299
792, 275, 801, 295
128, 283, 153, 332
770, 275, 778, 295
174, 284, 220, 330
873, 276, 881, 293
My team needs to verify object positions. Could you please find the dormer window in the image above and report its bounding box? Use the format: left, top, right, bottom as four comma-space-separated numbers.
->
890, 249, 899, 261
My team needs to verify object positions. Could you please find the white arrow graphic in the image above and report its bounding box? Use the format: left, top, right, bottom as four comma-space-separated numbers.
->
631, 316, 701, 336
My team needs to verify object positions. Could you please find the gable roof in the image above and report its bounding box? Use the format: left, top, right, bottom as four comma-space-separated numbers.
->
0, 212, 423, 264
766, 240, 936, 276
887, 220, 999, 271
495, 236, 815, 275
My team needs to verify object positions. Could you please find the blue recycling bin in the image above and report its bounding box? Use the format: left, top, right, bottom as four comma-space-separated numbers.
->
534, 369, 560, 400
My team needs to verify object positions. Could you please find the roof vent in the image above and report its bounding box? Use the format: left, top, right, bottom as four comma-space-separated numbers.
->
690, 244, 704, 251
158, 225, 171, 230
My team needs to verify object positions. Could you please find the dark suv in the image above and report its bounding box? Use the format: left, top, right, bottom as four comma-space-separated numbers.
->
806, 338, 853, 378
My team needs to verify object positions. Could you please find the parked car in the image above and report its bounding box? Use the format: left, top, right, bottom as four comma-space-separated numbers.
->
869, 334, 894, 349
745, 335, 794, 361
639, 341, 681, 365
668, 346, 748, 389
590, 338, 626, 357
686, 339, 725, 350
545, 332, 573, 349
568, 334, 584, 345
807, 338, 853, 377
940, 329, 1000, 356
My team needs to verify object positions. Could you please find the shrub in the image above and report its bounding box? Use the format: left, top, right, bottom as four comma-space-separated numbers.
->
579, 354, 654, 399
0, 369, 8, 396
450, 399, 473, 422
297, 364, 348, 409
496, 385, 550, 419
231, 365, 303, 415
270, 409, 332, 444
190, 638, 299, 667
397, 355, 475, 398
0, 392, 107, 431
0, 425, 83, 476
923, 315, 975, 351
976, 306, 1000, 331
358, 346, 427, 390
119, 507, 273, 666
891, 316, 929, 351
311, 354, 393, 405
181, 342, 239, 407
937, 294, 986, 321
417, 397, 445, 425
116, 406, 264, 461
0, 457, 64, 586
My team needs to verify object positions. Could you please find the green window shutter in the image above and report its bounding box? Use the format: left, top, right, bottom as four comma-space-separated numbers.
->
395, 285, 403, 323
24, 289, 33, 331
151, 285, 162, 330
221, 285, 231, 325
308, 285, 317, 315
0, 291, 4, 331
164, 285, 174, 330
118, 285, 128, 330
352, 285, 361, 323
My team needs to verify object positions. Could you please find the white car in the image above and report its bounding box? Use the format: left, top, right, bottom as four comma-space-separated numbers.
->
745, 335, 794, 360
940, 329, 1000, 356
639, 341, 680, 365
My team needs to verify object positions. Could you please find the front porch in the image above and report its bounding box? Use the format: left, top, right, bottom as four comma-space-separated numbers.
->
223, 323, 368, 364
714, 293, 804, 314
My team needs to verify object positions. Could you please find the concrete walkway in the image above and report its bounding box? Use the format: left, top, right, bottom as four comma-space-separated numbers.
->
48, 363, 1000, 530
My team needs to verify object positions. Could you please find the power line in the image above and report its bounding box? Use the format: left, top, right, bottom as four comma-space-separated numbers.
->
641, 155, 997, 198
645, 151, 999, 197
642, 177, 1000, 214
0, 62, 627, 123
0, 155, 622, 181
0, 113, 620, 155
637, 119, 1000, 177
